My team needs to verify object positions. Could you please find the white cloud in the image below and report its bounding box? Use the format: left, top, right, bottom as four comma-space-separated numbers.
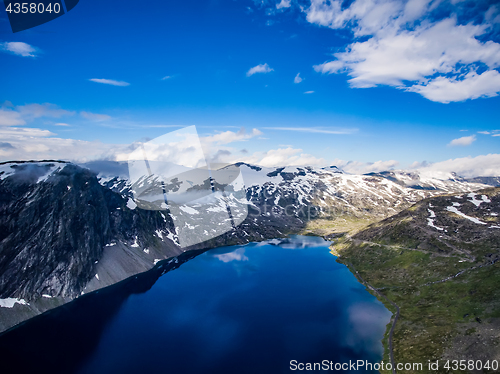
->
304, 91, 315, 94
161, 75, 173, 80
333, 159, 400, 174
0, 108, 24, 126
80, 111, 112, 121
246, 63, 274, 77
276, 0, 291, 9
1, 42, 37, 57
89, 79, 130, 87
16, 103, 73, 120
294, 73, 303, 83
478, 131, 491, 135
54, 123, 71, 127
408, 70, 500, 103
0, 103, 73, 126
448, 135, 476, 146
307, 0, 500, 102
415, 154, 500, 177
0, 127, 55, 138
263, 126, 357, 134
201, 128, 263, 145
0, 126, 124, 163
242, 147, 326, 167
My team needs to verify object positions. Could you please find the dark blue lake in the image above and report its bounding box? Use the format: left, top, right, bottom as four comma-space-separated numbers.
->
0, 236, 391, 374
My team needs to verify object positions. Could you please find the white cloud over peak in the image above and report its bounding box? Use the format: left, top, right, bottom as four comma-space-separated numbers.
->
414, 154, 500, 177
246, 63, 274, 76
242, 147, 326, 167
89, 78, 130, 86
448, 135, 476, 146
201, 128, 263, 146
333, 159, 400, 174
308, 0, 500, 103
1, 42, 37, 57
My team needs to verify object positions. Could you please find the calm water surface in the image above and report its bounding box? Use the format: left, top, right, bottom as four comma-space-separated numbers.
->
0, 236, 391, 374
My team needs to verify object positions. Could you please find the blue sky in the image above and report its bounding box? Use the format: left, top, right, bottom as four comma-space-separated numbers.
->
1, 0, 500, 176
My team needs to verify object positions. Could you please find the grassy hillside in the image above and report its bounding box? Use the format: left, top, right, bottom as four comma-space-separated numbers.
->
331, 188, 500, 373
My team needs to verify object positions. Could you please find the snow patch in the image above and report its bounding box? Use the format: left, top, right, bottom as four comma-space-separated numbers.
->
0, 298, 28, 308
446, 206, 486, 225
179, 205, 199, 214
126, 198, 137, 210
467, 193, 490, 207
427, 218, 443, 231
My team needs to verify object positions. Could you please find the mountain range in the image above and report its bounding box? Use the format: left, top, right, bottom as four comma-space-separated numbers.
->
0, 160, 497, 333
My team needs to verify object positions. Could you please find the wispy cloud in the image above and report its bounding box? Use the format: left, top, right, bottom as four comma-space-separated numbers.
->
308, 0, 500, 103
89, 78, 130, 87
276, 0, 291, 9
54, 123, 71, 127
304, 91, 314, 94
263, 127, 356, 135
448, 135, 476, 147
80, 111, 112, 122
246, 63, 274, 77
161, 75, 173, 80
294, 73, 303, 83
201, 128, 263, 145
1, 42, 37, 57
0, 103, 73, 126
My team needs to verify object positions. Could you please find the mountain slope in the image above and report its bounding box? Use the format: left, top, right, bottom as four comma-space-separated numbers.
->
332, 188, 500, 373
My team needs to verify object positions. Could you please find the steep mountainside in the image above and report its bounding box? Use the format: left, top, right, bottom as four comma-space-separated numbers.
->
0, 160, 494, 333
332, 188, 500, 373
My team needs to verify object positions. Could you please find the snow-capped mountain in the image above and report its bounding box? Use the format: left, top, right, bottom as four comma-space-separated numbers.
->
0, 160, 495, 332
